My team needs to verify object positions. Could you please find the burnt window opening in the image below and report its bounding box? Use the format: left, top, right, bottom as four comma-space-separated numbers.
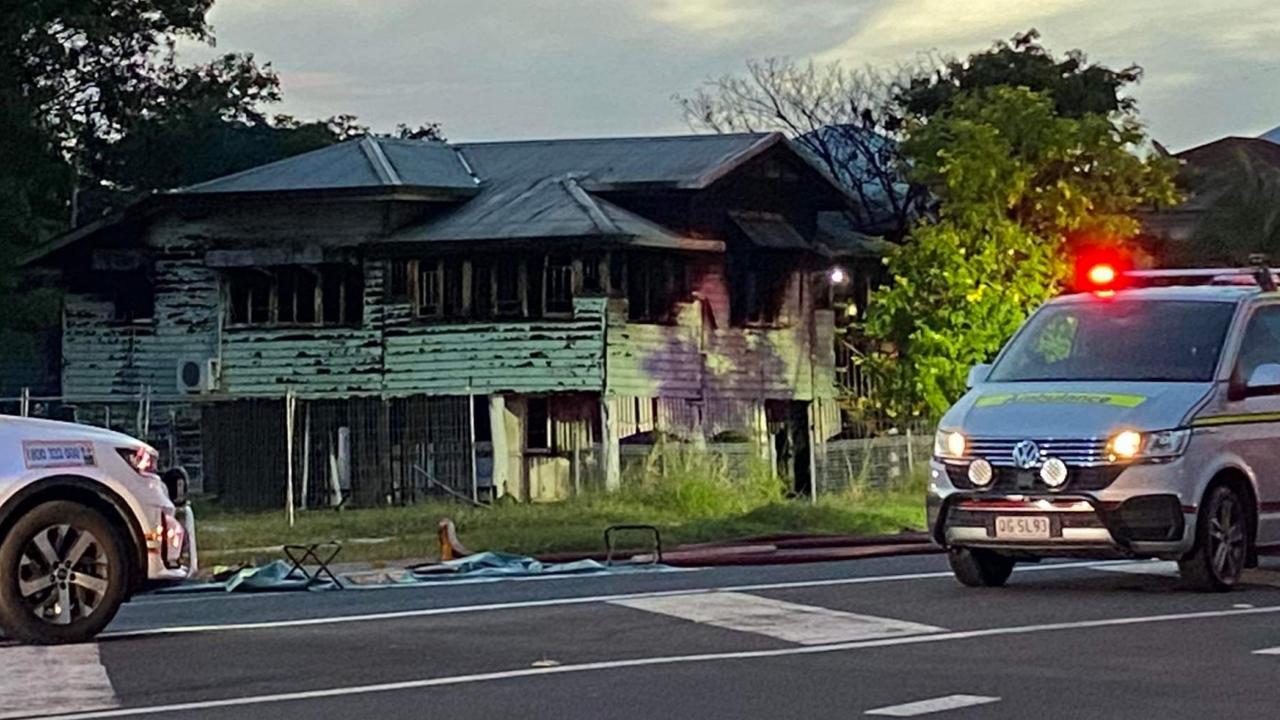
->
544, 256, 574, 316
525, 397, 550, 452
388, 253, 605, 322
471, 260, 493, 318
494, 259, 524, 318
731, 257, 791, 327
580, 255, 605, 295
625, 253, 688, 323
473, 396, 492, 443
225, 265, 362, 327
417, 261, 443, 317
387, 259, 413, 303
110, 269, 156, 323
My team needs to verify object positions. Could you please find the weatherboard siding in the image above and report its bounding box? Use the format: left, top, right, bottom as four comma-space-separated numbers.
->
62, 244, 219, 398
382, 297, 607, 395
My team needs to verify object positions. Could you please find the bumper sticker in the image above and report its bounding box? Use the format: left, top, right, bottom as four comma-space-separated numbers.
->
23, 440, 96, 469
975, 392, 1147, 409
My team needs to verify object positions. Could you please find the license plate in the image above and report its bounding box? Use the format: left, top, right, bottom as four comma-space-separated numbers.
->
995, 516, 1050, 540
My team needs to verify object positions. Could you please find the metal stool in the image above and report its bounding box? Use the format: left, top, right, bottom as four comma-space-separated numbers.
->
604, 525, 662, 565
282, 542, 344, 589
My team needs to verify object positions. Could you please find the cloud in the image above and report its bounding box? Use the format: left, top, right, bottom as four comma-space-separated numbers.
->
176, 0, 1280, 149
815, 0, 1280, 147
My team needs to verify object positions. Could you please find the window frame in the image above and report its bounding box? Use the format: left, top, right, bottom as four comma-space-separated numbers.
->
223, 265, 363, 329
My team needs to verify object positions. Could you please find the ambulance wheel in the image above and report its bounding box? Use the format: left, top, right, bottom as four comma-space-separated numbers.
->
0, 501, 128, 644
1179, 485, 1247, 592
948, 547, 1015, 587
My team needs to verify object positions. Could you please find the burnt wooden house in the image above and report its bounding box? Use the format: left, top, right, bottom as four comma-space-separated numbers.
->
25, 132, 874, 506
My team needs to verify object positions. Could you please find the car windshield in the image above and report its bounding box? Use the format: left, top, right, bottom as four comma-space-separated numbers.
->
988, 299, 1236, 383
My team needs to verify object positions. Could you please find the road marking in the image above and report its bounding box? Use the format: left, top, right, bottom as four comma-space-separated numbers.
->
1095, 560, 1179, 577
866, 694, 1001, 716
56, 603, 1280, 719
612, 592, 943, 644
0, 643, 117, 719
1253, 646, 1280, 655
102, 560, 1128, 639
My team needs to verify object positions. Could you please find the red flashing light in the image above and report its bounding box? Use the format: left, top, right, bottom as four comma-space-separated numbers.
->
1073, 249, 1133, 292
1086, 263, 1117, 287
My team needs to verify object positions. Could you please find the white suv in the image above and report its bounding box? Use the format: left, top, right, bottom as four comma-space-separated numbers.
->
0, 415, 196, 644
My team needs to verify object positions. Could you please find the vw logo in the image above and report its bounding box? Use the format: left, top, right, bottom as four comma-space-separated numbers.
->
1011, 440, 1041, 469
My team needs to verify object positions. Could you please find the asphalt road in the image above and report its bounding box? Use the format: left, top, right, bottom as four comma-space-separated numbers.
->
7, 554, 1280, 719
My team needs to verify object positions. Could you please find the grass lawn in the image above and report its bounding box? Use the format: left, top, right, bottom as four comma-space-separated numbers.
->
194, 477, 928, 568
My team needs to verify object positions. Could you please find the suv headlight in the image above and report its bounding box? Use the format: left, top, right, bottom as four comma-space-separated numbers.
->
1106, 429, 1190, 461
934, 430, 967, 459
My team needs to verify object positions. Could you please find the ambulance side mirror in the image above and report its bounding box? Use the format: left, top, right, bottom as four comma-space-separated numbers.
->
966, 364, 992, 389
1244, 363, 1280, 398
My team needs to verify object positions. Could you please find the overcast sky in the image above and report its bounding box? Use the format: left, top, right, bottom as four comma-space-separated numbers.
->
186, 0, 1280, 151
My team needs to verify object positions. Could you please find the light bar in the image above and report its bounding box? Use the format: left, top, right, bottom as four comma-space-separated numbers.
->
1122, 268, 1280, 288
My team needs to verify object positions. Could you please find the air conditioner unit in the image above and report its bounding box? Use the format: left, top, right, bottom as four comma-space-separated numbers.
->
176, 357, 218, 394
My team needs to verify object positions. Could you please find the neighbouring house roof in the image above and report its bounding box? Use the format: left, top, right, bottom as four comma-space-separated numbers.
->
1176, 136, 1280, 172
178, 136, 480, 195
815, 212, 892, 259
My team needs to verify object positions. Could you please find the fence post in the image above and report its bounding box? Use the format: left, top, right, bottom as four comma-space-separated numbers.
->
467, 389, 478, 503
285, 389, 296, 528
905, 427, 915, 472
19, 387, 30, 417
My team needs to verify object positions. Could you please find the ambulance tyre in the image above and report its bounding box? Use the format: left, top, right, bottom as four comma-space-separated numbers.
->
1179, 485, 1247, 592
948, 547, 1015, 587
0, 501, 128, 644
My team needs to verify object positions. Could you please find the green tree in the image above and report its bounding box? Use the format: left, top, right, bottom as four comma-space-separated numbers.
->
899, 29, 1142, 121
863, 87, 1178, 417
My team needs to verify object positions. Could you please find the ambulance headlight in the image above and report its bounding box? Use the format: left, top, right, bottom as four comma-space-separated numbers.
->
934, 431, 967, 459
1106, 429, 1190, 461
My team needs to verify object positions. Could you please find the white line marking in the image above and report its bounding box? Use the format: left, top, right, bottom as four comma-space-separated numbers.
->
0, 644, 118, 719
43, 603, 1280, 719
1253, 646, 1280, 655
1095, 560, 1180, 577
866, 694, 1001, 716
102, 560, 1129, 639
612, 592, 944, 645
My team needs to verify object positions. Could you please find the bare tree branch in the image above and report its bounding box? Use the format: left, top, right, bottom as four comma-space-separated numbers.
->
677, 55, 941, 240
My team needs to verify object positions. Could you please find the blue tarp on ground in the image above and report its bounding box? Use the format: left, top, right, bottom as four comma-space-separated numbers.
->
152, 552, 681, 594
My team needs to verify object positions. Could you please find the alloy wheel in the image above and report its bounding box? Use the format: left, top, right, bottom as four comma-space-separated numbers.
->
16, 524, 111, 625
1208, 495, 1247, 583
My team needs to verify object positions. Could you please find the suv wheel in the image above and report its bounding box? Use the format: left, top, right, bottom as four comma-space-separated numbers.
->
1179, 485, 1248, 592
0, 501, 129, 644
948, 547, 1015, 587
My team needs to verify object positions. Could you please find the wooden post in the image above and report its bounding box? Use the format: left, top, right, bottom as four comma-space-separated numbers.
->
488, 396, 509, 498
285, 390, 296, 528
300, 404, 311, 510
468, 388, 479, 503
601, 395, 621, 492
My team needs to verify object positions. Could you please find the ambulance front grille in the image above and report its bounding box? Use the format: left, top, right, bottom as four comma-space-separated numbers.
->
967, 437, 1110, 467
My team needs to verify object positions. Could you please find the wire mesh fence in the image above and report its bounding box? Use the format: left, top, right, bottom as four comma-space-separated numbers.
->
3, 388, 936, 510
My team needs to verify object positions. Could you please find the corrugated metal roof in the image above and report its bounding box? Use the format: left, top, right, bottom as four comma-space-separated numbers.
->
177, 137, 478, 195
728, 211, 816, 252
454, 133, 774, 190
382, 133, 783, 248
387, 174, 721, 251
29, 131, 831, 261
